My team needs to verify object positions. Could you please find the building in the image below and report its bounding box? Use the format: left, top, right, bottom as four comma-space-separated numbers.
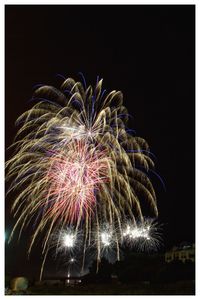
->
165, 243, 195, 263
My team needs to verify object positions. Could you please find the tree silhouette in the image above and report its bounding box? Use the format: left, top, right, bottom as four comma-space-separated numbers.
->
86, 258, 113, 283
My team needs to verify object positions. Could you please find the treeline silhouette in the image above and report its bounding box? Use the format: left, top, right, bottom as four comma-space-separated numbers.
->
83, 252, 195, 284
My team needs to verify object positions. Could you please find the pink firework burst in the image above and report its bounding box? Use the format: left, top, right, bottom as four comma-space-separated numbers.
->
45, 140, 111, 224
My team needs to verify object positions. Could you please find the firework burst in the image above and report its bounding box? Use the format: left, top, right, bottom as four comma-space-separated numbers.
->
122, 219, 162, 252
6, 75, 160, 278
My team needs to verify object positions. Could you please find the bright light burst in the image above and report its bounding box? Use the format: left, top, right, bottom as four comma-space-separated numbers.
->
63, 233, 75, 248
6, 75, 161, 279
48, 227, 81, 258
101, 232, 112, 247
122, 219, 162, 252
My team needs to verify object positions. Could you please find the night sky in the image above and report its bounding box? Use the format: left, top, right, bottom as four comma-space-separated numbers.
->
5, 5, 195, 278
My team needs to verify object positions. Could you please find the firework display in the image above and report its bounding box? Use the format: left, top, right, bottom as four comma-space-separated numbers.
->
6, 75, 161, 279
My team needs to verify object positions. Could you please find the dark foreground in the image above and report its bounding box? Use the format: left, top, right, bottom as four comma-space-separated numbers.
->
8, 281, 195, 295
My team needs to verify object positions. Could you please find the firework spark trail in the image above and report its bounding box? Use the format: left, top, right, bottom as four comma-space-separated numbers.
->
6, 75, 160, 278
44, 140, 111, 225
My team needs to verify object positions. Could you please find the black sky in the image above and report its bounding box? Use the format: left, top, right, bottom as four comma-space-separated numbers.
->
5, 5, 195, 278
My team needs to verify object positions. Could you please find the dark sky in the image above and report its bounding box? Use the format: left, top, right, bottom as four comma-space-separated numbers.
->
5, 5, 195, 278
